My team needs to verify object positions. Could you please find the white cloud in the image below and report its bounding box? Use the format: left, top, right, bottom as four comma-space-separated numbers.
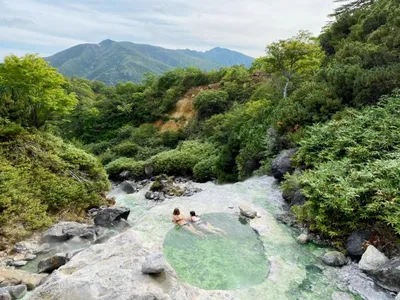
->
0, 0, 337, 58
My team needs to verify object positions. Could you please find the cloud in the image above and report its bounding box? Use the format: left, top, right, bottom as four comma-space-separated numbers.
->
0, 0, 337, 59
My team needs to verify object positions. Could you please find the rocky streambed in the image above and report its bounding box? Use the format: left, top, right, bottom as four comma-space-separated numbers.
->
0, 176, 398, 300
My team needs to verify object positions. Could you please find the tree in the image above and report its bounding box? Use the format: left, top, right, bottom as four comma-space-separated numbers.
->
194, 90, 229, 120
331, 0, 375, 16
259, 31, 324, 98
0, 54, 77, 128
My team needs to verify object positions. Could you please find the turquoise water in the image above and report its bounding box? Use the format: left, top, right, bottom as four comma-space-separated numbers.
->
163, 213, 269, 290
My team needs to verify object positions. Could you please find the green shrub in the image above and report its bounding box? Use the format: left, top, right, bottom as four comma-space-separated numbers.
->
149, 141, 216, 176
193, 156, 218, 182
293, 92, 400, 236
0, 130, 110, 236
112, 141, 139, 157
105, 157, 145, 179
194, 90, 230, 120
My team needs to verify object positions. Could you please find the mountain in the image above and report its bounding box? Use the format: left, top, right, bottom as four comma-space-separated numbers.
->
45, 40, 254, 85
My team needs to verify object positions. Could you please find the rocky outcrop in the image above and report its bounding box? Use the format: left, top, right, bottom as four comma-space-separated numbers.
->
141, 253, 166, 274
271, 148, 297, 181
4, 285, 27, 299
359, 245, 388, 272
239, 205, 257, 219
0, 268, 47, 290
29, 230, 185, 300
369, 258, 400, 292
323, 251, 348, 267
93, 206, 130, 227
346, 230, 372, 258
38, 253, 69, 273
42, 222, 98, 243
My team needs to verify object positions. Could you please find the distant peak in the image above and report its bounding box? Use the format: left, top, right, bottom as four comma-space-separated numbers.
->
99, 39, 115, 46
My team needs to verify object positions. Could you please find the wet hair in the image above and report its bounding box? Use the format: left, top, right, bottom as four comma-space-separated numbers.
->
190, 211, 197, 217
173, 208, 180, 215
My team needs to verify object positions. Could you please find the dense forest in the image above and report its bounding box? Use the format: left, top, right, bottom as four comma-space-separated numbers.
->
0, 0, 399, 245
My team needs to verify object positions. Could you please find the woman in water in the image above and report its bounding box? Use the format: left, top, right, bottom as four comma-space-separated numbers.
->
172, 208, 206, 238
189, 211, 227, 236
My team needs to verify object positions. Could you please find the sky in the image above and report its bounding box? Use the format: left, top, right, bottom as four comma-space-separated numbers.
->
0, 0, 337, 59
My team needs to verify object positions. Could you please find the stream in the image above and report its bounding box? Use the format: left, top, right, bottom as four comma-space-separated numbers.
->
25, 176, 395, 300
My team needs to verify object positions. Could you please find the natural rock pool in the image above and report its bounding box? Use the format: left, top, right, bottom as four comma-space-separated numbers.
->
163, 213, 268, 290
29, 176, 394, 300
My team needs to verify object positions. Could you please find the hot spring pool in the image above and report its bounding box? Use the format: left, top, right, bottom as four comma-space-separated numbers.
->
163, 213, 269, 290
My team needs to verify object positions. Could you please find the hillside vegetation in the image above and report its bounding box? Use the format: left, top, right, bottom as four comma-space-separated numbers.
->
45, 40, 254, 85
0, 0, 399, 245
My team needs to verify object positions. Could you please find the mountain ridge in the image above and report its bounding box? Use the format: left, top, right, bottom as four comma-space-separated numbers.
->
45, 40, 254, 85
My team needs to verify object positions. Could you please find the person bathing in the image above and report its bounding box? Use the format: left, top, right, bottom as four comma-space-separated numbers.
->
189, 211, 227, 236
172, 208, 206, 238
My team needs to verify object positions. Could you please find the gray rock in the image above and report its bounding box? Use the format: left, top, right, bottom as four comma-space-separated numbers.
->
4, 285, 27, 299
29, 230, 186, 300
119, 170, 131, 179
121, 181, 136, 194
323, 251, 348, 267
93, 230, 118, 244
144, 165, 154, 177
336, 263, 393, 300
94, 207, 130, 227
331, 291, 354, 300
0, 288, 11, 300
369, 258, 400, 292
141, 253, 166, 274
239, 205, 257, 219
42, 222, 88, 243
297, 234, 309, 244
145, 191, 155, 200
346, 230, 372, 258
79, 226, 98, 242
271, 148, 297, 181
24, 254, 36, 261
114, 219, 132, 232
38, 253, 69, 273
0, 268, 47, 290
395, 293, 400, 300
7, 261, 27, 268
359, 245, 388, 272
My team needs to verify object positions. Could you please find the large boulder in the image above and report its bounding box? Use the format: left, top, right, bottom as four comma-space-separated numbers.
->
282, 186, 305, 207
271, 148, 297, 181
0, 288, 11, 300
4, 285, 27, 299
0, 268, 47, 290
346, 230, 373, 258
322, 251, 348, 267
93, 207, 130, 228
239, 205, 257, 219
359, 245, 388, 272
29, 230, 189, 300
42, 222, 97, 243
369, 258, 400, 292
120, 181, 136, 194
38, 253, 69, 274
141, 253, 166, 274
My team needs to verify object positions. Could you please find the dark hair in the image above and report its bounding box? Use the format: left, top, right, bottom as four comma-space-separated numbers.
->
190, 211, 196, 217
173, 208, 180, 215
